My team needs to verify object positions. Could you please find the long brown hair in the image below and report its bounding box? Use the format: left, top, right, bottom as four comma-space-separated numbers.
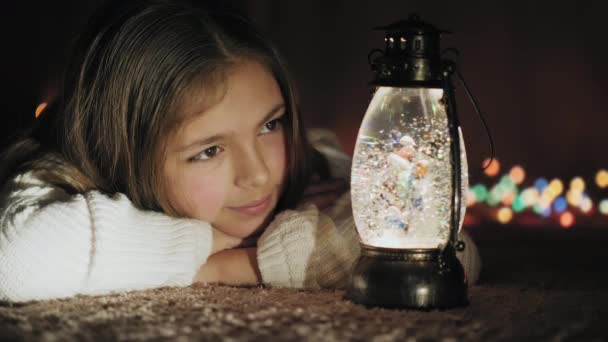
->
0, 0, 327, 215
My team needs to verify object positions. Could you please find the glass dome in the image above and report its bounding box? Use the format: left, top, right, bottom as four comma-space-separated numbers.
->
351, 87, 468, 249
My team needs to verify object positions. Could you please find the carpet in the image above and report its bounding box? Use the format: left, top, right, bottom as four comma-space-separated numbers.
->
1, 224, 607, 341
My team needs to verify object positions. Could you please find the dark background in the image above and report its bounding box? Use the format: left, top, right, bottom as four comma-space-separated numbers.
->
2, 0, 607, 184
2, 6, 607, 339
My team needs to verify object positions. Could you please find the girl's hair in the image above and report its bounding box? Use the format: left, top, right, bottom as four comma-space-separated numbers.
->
0, 0, 329, 215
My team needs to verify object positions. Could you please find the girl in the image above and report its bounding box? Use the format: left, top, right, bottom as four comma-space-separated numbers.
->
0, 0, 480, 303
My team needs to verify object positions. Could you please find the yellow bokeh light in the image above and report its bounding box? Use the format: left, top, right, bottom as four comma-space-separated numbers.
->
35, 102, 48, 118
497, 207, 513, 224
521, 188, 539, 207
560, 212, 574, 228
483, 158, 500, 177
569, 177, 585, 192
566, 190, 583, 207
547, 178, 564, 198
596, 170, 608, 189
509, 165, 526, 185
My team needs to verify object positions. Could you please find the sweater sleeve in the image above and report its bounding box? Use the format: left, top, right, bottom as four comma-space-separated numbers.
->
0, 172, 212, 303
256, 193, 360, 289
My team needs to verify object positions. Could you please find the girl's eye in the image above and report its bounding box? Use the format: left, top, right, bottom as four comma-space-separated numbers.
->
260, 115, 285, 134
192, 146, 223, 161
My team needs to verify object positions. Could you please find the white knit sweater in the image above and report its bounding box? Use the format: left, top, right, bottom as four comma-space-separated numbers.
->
0, 129, 480, 302
0, 172, 213, 302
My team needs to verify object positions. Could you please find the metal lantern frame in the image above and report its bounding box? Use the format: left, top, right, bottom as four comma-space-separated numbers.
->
345, 14, 469, 310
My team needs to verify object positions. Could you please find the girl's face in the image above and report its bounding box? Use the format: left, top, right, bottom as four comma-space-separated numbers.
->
163, 60, 287, 238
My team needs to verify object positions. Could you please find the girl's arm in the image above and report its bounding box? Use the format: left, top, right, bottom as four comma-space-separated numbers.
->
0, 172, 240, 302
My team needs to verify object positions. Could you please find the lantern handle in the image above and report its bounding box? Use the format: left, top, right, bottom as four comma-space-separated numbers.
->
443, 58, 495, 170
454, 68, 495, 170
442, 49, 495, 170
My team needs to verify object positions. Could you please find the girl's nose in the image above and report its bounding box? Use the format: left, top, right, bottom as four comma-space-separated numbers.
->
234, 143, 270, 189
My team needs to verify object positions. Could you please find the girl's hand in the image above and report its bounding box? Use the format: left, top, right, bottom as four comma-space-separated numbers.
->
195, 247, 261, 285
302, 178, 349, 210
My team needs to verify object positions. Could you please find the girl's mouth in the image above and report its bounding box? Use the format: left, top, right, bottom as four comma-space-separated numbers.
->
229, 194, 272, 216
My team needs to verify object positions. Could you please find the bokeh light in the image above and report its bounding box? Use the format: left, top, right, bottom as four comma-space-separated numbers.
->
512, 195, 525, 212
521, 188, 539, 207
580, 196, 593, 214
553, 196, 567, 213
566, 190, 583, 207
570, 177, 585, 192
533, 204, 551, 217
539, 192, 553, 209
466, 189, 476, 207
471, 184, 488, 203
596, 170, 608, 189
469, 165, 608, 228
487, 186, 503, 206
497, 207, 513, 224
599, 199, 608, 215
509, 165, 526, 185
501, 191, 516, 206
547, 178, 564, 198
499, 175, 516, 189
560, 212, 574, 228
35, 102, 47, 118
534, 178, 549, 193
483, 158, 500, 177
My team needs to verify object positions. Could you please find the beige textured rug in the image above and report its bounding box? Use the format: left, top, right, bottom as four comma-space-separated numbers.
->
1, 225, 607, 341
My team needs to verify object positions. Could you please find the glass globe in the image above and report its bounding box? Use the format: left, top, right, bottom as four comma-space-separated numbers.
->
351, 87, 468, 249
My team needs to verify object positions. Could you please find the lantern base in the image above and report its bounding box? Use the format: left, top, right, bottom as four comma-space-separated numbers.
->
345, 244, 468, 310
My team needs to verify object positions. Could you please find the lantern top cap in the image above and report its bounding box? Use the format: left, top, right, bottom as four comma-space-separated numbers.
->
374, 14, 451, 35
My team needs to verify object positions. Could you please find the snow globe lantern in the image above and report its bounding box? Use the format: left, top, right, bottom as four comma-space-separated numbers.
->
345, 14, 470, 309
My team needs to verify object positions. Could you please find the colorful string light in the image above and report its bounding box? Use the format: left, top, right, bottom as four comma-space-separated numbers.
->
497, 207, 513, 224
580, 196, 593, 214
483, 158, 500, 177
570, 177, 585, 192
547, 178, 564, 198
502, 192, 515, 206
512, 194, 525, 212
466, 159, 608, 228
509, 165, 526, 185
521, 188, 540, 207
35, 102, 47, 118
534, 178, 549, 193
566, 189, 583, 207
487, 184, 503, 206
466, 189, 476, 207
596, 170, 608, 189
560, 212, 574, 228
471, 184, 488, 203
553, 196, 567, 213
599, 199, 608, 215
